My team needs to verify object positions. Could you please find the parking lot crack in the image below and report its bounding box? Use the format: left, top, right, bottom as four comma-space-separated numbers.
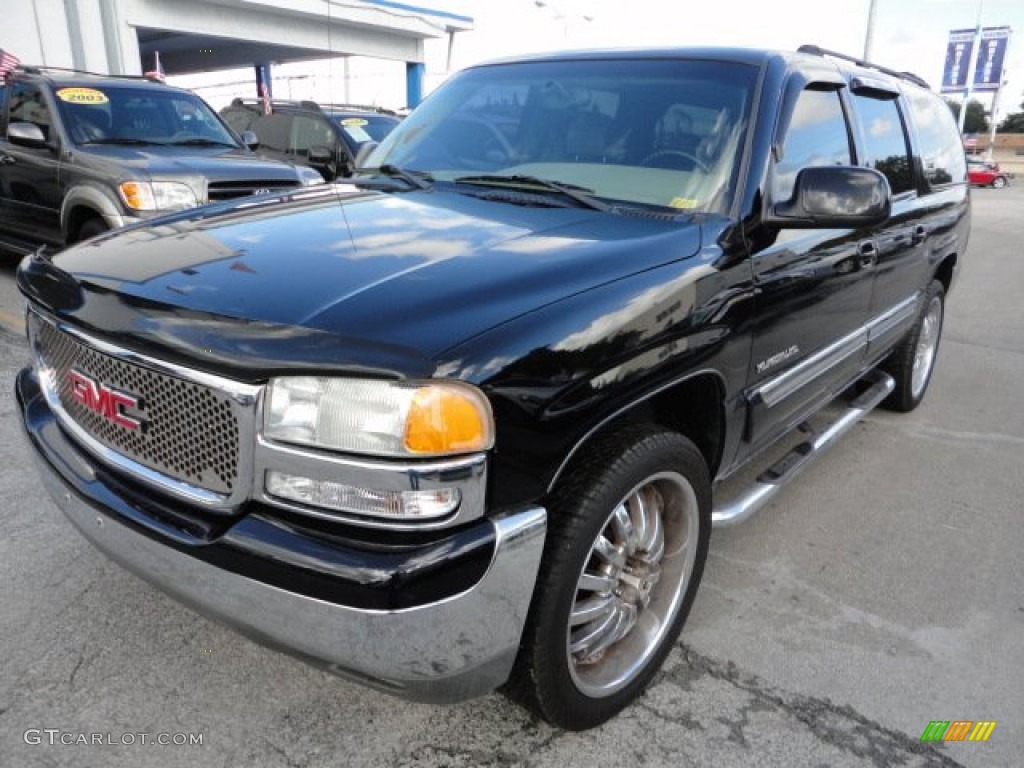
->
668, 645, 964, 768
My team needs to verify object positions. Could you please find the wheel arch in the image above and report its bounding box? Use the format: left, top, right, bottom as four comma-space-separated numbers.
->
547, 370, 727, 494
60, 185, 128, 242
933, 252, 957, 296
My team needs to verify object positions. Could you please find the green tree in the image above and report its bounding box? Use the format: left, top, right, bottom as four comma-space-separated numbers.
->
945, 99, 990, 133
997, 100, 1024, 133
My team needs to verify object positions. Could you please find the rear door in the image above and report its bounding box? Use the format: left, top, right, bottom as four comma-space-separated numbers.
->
744, 77, 875, 451
846, 78, 929, 359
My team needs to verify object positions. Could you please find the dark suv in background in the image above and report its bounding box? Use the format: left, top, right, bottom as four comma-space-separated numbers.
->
220, 99, 401, 181
0, 67, 323, 255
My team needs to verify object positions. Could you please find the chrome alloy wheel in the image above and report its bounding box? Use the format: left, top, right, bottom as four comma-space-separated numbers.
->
567, 471, 700, 697
911, 295, 942, 399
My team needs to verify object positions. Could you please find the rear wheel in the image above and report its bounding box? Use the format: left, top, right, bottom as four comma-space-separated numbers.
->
991, 176, 1007, 189
882, 279, 945, 412
510, 425, 710, 730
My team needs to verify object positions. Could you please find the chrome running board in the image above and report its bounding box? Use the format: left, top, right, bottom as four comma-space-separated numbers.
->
712, 369, 895, 528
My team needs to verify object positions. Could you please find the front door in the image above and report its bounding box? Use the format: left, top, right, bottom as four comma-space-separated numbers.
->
744, 83, 875, 452
0, 81, 63, 245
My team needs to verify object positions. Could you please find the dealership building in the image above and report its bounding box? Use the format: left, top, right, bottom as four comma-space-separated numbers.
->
1, 0, 473, 107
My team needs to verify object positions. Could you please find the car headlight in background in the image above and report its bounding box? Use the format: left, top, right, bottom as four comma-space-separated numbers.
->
119, 180, 198, 211
299, 167, 326, 186
264, 377, 494, 458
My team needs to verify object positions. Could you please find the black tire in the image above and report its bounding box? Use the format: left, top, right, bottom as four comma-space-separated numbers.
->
509, 425, 711, 730
991, 176, 1007, 189
881, 279, 945, 412
76, 217, 109, 242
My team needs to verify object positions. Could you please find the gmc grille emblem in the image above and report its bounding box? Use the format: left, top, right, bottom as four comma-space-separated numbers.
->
66, 368, 144, 431
253, 187, 272, 195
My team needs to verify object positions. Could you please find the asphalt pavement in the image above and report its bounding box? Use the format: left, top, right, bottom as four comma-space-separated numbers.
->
1, 186, 1021, 767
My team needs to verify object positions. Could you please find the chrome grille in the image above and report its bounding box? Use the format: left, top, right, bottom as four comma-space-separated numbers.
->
207, 179, 300, 201
33, 317, 240, 495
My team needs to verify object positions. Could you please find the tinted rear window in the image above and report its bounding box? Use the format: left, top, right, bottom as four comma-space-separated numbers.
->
852, 93, 914, 194
906, 89, 966, 188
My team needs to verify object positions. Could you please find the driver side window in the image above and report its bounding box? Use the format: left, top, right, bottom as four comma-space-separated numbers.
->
8, 83, 52, 141
773, 87, 852, 202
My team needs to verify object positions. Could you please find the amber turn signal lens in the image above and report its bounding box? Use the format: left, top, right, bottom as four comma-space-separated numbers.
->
404, 385, 493, 455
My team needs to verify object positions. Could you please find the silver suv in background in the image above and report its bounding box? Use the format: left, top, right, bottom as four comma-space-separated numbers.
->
0, 66, 323, 255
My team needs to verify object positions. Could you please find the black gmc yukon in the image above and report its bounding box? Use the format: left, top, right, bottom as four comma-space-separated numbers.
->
16, 46, 969, 730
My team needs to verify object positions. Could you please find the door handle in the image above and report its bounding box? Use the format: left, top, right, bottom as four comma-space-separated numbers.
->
911, 225, 926, 245
856, 240, 878, 269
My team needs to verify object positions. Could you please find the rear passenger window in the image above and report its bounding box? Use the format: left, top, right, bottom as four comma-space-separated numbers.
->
250, 113, 291, 153
907, 89, 967, 187
773, 88, 851, 202
853, 93, 914, 194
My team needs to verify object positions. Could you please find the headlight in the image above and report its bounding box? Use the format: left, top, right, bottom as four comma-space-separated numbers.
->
264, 377, 494, 458
119, 181, 197, 211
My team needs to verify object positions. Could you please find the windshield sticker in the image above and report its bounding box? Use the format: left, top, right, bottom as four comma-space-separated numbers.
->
669, 197, 699, 209
342, 125, 372, 143
341, 117, 368, 126
56, 87, 109, 105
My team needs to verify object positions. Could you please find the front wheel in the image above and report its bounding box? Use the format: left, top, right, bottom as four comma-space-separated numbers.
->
76, 217, 109, 242
882, 279, 945, 412
510, 426, 710, 730
991, 176, 1007, 189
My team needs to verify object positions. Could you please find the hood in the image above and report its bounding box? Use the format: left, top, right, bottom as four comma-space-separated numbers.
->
76, 144, 305, 182
25, 185, 702, 372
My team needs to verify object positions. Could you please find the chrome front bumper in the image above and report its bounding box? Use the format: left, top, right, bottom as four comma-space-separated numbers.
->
19, 368, 547, 704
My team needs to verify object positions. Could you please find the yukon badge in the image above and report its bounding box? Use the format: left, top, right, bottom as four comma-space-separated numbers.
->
66, 368, 144, 431
756, 344, 800, 375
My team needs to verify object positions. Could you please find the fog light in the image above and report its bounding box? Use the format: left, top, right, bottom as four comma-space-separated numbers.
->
265, 471, 460, 520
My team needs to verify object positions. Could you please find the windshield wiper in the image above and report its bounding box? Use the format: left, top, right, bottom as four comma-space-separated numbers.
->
356, 164, 434, 190
164, 138, 237, 147
453, 174, 611, 212
80, 137, 163, 146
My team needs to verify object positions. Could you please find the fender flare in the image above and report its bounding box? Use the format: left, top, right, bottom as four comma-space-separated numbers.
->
60, 184, 133, 239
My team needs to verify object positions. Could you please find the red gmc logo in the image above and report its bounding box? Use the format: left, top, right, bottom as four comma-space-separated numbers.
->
66, 369, 143, 431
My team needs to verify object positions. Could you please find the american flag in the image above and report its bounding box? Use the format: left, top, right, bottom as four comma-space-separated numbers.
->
259, 81, 272, 115
0, 48, 20, 82
144, 50, 166, 83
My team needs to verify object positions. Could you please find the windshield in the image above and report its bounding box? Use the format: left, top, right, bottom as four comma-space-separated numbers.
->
54, 84, 239, 147
366, 58, 757, 213
334, 115, 399, 145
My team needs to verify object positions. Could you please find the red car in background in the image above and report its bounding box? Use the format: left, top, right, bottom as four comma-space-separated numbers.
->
967, 158, 1010, 188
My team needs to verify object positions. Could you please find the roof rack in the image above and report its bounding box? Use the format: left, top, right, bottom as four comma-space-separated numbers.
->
11, 64, 168, 84
797, 45, 930, 89
228, 97, 396, 116
319, 102, 399, 116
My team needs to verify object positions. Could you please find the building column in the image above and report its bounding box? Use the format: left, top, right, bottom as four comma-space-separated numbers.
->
406, 61, 424, 108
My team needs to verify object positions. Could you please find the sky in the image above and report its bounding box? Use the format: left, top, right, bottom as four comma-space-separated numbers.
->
176, 0, 1024, 124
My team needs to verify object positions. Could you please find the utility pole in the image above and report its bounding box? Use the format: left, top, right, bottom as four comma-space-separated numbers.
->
958, 0, 985, 134
863, 0, 877, 60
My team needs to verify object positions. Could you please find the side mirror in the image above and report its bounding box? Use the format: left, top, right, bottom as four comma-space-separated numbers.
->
353, 141, 379, 171
7, 122, 49, 149
767, 166, 891, 229
306, 144, 339, 181
240, 130, 260, 150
